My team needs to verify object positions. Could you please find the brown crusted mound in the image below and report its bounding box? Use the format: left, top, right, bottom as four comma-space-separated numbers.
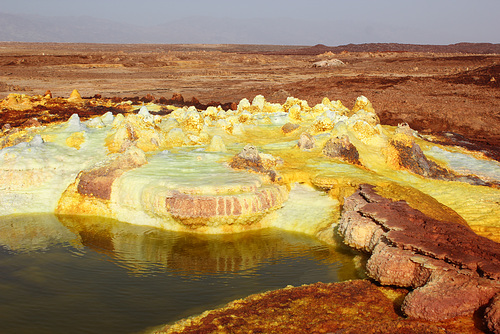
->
156, 280, 483, 334
164, 186, 287, 220
280, 122, 300, 134
228, 144, 281, 182
338, 184, 500, 324
322, 135, 361, 165
357, 185, 500, 280
76, 147, 147, 200
485, 293, 500, 334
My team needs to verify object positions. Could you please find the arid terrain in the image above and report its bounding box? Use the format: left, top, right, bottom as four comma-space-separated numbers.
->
0, 42, 499, 160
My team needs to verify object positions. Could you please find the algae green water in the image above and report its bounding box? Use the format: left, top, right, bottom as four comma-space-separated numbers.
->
0, 214, 361, 334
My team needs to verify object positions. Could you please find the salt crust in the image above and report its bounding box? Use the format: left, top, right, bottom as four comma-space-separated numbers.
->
0, 95, 498, 236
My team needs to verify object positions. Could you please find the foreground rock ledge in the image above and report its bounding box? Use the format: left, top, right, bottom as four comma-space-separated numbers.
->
338, 184, 500, 331
153, 280, 482, 334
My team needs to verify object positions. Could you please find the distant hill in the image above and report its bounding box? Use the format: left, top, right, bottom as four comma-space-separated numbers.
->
0, 11, 478, 47
1, 11, 498, 52
0, 12, 318, 44
277, 43, 500, 55
0, 12, 147, 43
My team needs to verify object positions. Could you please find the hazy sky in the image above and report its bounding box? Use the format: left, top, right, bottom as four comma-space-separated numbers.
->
2, 0, 500, 44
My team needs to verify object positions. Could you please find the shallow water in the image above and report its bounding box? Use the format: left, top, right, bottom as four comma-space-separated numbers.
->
0, 214, 361, 334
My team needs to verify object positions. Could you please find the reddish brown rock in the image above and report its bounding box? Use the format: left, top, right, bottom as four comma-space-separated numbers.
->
21, 117, 41, 128
485, 293, 500, 334
358, 188, 500, 280
171, 93, 184, 103
77, 146, 147, 200
156, 280, 482, 334
337, 209, 384, 253
164, 186, 288, 220
281, 122, 300, 134
322, 135, 360, 165
228, 144, 282, 182
403, 270, 500, 321
366, 240, 433, 288
338, 184, 500, 323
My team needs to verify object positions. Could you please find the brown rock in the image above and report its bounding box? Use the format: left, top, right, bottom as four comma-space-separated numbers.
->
337, 209, 384, 252
157, 280, 482, 334
21, 117, 41, 128
322, 135, 360, 165
229, 144, 282, 182
360, 194, 500, 280
366, 240, 432, 288
281, 122, 300, 134
485, 293, 500, 334
77, 146, 147, 200
171, 93, 184, 103
338, 183, 500, 322
386, 133, 452, 179
402, 270, 500, 321
297, 132, 315, 150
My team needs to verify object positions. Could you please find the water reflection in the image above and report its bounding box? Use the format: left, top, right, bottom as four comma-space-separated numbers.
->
55, 214, 357, 280
0, 213, 79, 253
0, 214, 361, 334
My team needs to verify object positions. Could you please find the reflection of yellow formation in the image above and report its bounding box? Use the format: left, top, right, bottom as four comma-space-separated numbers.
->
0, 213, 359, 281
0, 93, 499, 241
53, 215, 358, 280
0, 214, 79, 252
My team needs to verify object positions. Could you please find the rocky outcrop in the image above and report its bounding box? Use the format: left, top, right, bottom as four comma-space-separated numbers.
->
76, 146, 147, 200
338, 184, 500, 324
385, 132, 452, 179
156, 280, 481, 334
281, 122, 300, 134
322, 135, 361, 165
228, 144, 283, 182
297, 132, 315, 151
485, 293, 500, 334
161, 185, 288, 229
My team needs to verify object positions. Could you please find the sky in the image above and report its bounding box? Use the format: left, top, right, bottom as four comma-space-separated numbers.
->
2, 0, 500, 44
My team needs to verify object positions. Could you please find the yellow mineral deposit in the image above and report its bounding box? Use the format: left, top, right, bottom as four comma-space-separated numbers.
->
65, 131, 85, 149
67, 89, 83, 103
0, 94, 498, 241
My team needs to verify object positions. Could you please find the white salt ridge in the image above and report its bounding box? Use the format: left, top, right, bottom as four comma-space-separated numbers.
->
268, 183, 339, 235
65, 113, 86, 132
268, 112, 289, 125
109, 150, 268, 229
117, 151, 263, 197
0, 115, 111, 214
427, 146, 500, 182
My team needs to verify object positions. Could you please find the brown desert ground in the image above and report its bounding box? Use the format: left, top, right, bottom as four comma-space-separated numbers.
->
0, 42, 499, 160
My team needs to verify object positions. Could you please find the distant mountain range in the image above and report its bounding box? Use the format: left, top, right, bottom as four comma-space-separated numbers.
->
0, 11, 477, 46
282, 43, 500, 55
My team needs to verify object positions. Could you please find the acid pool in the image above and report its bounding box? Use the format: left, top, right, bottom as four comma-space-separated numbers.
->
0, 214, 361, 334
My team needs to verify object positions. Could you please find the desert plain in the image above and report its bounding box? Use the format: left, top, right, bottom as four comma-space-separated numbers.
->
0, 42, 500, 333
0, 42, 499, 156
